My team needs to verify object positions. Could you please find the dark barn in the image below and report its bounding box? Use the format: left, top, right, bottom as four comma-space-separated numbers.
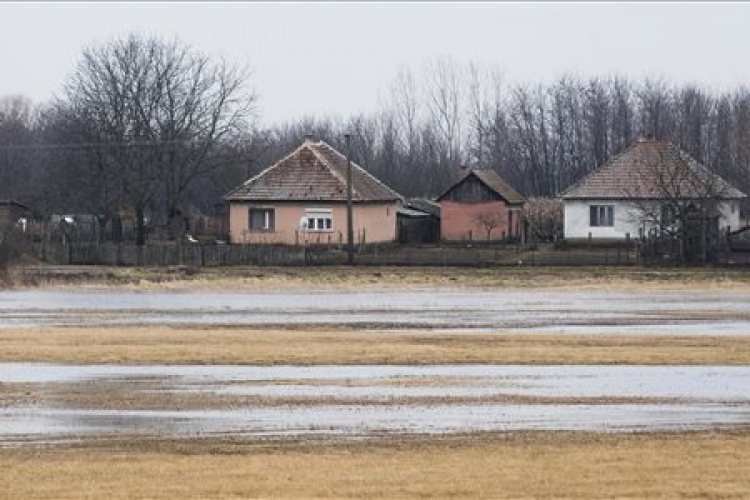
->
397, 199, 441, 244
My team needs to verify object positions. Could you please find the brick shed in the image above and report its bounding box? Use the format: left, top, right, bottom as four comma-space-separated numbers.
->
437, 169, 525, 242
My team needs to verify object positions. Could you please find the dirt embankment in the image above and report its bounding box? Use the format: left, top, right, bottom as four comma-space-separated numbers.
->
6, 264, 750, 291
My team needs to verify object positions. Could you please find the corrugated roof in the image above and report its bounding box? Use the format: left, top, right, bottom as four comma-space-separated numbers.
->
405, 198, 441, 218
438, 169, 526, 205
397, 207, 432, 218
561, 139, 746, 200
224, 139, 402, 203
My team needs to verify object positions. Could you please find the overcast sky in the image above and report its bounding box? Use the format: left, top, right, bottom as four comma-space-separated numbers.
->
2, 2, 750, 126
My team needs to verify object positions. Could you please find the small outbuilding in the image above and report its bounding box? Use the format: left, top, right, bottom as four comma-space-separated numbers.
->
437, 168, 525, 242
0, 200, 30, 228
397, 198, 441, 244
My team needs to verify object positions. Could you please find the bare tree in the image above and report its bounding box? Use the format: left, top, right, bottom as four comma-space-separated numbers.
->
627, 144, 740, 264
57, 33, 255, 244
637, 77, 676, 139
525, 197, 563, 242
0, 96, 38, 202
474, 210, 503, 241
423, 56, 466, 168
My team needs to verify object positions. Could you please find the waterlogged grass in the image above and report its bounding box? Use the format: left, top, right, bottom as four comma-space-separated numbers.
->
1, 431, 750, 498
9, 264, 750, 291
3, 271, 750, 497
2, 327, 750, 364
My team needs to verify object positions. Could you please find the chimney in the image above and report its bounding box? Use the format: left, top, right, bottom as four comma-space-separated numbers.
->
300, 134, 314, 163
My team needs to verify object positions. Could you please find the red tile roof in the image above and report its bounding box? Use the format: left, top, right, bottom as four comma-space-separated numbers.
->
224, 139, 402, 203
561, 139, 746, 200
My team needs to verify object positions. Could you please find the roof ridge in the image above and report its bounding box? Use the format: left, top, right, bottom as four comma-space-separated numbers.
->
307, 141, 352, 197
316, 140, 403, 201
222, 141, 310, 200
473, 169, 525, 202
666, 142, 741, 197
561, 139, 746, 200
560, 141, 639, 198
436, 168, 525, 203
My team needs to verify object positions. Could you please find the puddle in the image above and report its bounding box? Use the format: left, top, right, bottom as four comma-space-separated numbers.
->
3, 404, 749, 441
1, 289, 749, 333
1, 364, 750, 444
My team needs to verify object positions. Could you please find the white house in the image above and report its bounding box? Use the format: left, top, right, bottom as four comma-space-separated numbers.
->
561, 139, 746, 241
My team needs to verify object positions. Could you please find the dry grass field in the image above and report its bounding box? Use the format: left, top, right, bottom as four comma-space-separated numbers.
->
2, 431, 750, 498
11, 263, 750, 291
1, 326, 750, 365
2, 265, 750, 498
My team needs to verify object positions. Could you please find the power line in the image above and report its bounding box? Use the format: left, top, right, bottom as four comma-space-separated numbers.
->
0, 138, 196, 152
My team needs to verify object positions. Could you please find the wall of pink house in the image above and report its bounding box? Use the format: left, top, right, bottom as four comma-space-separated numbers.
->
228, 201, 399, 245
440, 200, 522, 241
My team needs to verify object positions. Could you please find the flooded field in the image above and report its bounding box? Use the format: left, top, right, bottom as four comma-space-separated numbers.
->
2, 288, 750, 334
2, 363, 750, 443
1, 286, 749, 447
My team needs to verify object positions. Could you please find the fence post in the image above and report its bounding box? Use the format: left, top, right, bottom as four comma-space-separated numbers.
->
625, 233, 630, 265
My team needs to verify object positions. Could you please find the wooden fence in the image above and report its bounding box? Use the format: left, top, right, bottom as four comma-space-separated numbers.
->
26, 240, 647, 268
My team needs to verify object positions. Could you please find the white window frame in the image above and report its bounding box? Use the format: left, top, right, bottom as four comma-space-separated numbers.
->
304, 208, 333, 232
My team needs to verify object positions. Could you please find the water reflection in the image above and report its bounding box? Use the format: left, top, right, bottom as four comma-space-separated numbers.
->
1, 364, 750, 444
0, 289, 749, 333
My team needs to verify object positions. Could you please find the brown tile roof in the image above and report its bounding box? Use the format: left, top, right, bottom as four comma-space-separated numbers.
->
224, 139, 402, 203
471, 169, 526, 204
438, 169, 525, 205
561, 139, 746, 200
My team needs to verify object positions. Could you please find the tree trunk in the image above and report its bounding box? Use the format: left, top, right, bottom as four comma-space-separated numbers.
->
136, 205, 146, 247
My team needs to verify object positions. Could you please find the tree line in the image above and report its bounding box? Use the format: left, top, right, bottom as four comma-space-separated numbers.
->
1, 35, 749, 243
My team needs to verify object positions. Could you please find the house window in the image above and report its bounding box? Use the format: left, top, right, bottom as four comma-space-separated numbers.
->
304, 209, 333, 231
249, 208, 275, 231
661, 204, 678, 226
589, 205, 614, 227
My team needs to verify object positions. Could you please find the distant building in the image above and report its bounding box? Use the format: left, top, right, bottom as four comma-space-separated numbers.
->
397, 198, 441, 244
561, 139, 746, 242
437, 168, 525, 242
224, 137, 403, 245
0, 200, 31, 228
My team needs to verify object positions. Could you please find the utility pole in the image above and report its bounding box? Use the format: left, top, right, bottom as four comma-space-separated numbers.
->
345, 133, 355, 265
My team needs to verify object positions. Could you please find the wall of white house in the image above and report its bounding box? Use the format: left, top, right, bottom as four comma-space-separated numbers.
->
564, 200, 639, 240
563, 199, 743, 241
718, 200, 742, 232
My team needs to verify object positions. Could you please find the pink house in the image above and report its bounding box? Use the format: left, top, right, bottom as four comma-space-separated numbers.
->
224, 138, 403, 245
437, 169, 525, 242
